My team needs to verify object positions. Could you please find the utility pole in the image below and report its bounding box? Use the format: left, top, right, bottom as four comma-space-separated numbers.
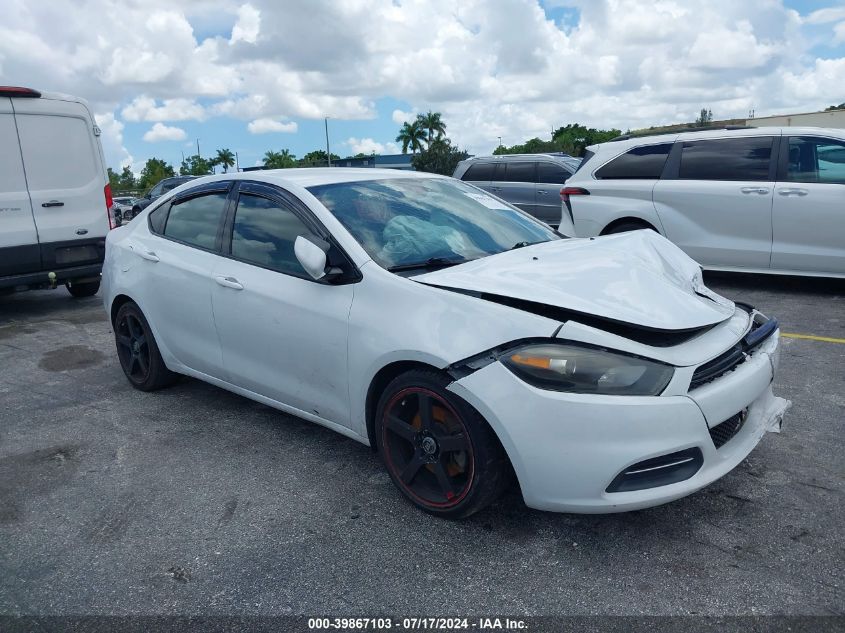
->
497, 136, 502, 148
325, 117, 331, 167
196, 139, 200, 157
235, 152, 239, 172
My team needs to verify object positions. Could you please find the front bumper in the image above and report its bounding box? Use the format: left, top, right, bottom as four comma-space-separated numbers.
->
448, 331, 788, 513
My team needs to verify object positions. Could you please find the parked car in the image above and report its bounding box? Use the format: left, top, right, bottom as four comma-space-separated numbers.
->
102, 169, 789, 518
562, 126, 845, 277
453, 153, 578, 227
111, 196, 135, 226
130, 176, 196, 218
0, 86, 112, 297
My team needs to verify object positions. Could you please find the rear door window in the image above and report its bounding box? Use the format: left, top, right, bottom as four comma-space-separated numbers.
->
595, 143, 672, 179
679, 137, 774, 181
785, 136, 845, 185
163, 192, 228, 250
504, 162, 536, 183
537, 162, 572, 183
229, 193, 310, 276
461, 163, 494, 181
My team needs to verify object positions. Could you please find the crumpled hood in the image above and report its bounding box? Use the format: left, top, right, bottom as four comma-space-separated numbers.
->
412, 230, 735, 331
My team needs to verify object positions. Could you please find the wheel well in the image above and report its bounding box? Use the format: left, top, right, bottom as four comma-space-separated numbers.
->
110, 294, 134, 326
365, 360, 443, 449
600, 217, 657, 235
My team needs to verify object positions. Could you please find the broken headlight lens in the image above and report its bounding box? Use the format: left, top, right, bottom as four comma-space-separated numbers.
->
501, 344, 673, 396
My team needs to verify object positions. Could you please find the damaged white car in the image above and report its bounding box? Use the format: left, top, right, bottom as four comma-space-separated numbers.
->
101, 169, 790, 518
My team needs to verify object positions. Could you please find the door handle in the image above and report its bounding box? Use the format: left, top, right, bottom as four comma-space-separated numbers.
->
215, 275, 244, 290
778, 188, 808, 196
129, 245, 160, 262
740, 187, 770, 194
490, 186, 502, 192
537, 190, 548, 195
41, 200, 64, 207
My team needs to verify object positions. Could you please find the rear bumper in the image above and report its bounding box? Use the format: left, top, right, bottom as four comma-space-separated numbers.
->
0, 263, 102, 291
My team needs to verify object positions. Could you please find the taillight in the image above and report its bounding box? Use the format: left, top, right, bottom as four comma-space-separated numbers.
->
104, 183, 115, 229
560, 186, 590, 201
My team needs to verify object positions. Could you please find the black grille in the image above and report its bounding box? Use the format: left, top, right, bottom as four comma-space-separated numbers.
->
709, 411, 746, 449
689, 315, 778, 390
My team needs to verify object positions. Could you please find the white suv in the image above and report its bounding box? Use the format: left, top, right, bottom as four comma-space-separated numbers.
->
562, 126, 845, 277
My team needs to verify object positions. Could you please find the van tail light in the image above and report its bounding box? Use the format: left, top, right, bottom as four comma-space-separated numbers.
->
104, 183, 115, 229
0, 86, 41, 98
560, 186, 589, 217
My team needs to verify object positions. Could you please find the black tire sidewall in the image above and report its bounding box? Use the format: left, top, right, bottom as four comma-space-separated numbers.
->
114, 302, 174, 391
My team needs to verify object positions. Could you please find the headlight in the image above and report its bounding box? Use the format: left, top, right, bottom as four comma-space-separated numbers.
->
501, 343, 673, 396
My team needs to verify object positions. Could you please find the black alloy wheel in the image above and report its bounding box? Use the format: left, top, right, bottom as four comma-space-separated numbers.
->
113, 302, 177, 391
375, 369, 510, 518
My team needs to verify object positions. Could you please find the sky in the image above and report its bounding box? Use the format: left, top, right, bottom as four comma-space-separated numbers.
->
1, 0, 843, 173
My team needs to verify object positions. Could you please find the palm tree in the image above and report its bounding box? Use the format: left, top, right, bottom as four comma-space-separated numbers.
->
216, 148, 236, 173
395, 120, 426, 154
416, 111, 446, 147
263, 149, 296, 169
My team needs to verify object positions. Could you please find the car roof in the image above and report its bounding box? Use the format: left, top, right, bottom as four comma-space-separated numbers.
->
463, 153, 572, 162
178, 168, 443, 190
588, 126, 845, 154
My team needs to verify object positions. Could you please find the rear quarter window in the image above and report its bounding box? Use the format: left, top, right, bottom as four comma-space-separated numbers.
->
595, 143, 672, 179
461, 163, 494, 181
679, 137, 773, 181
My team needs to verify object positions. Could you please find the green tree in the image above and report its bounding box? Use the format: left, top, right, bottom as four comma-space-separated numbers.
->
263, 149, 297, 169
107, 167, 121, 191
299, 150, 340, 167
695, 108, 713, 125
495, 124, 621, 157
180, 154, 214, 176
395, 120, 426, 154
825, 103, 845, 111
138, 158, 176, 190
118, 166, 136, 191
411, 138, 468, 175
215, 148, 236, 173
416, 111, 446, 147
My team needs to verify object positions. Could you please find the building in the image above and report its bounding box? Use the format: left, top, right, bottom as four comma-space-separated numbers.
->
746, 108, 845, 129
332, 153, 415, 170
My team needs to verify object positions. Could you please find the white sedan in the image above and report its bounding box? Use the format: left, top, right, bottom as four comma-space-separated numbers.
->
101, 169, 790, 518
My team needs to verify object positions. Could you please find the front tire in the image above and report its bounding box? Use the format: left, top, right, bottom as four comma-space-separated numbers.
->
66, 279, 100, 298
113, 302, 177, 391
375, 369, 510, 518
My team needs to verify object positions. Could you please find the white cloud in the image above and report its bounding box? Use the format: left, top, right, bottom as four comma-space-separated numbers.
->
345, 137, 399, 155
95, 111, 133, 169
803, 7, 845, 25
231, 4, 261, 44
143, 122, 187, 142
247, 117, 298, 134
392, 109, 417, 125
836, 21, 845, 44
122, 96, 206, 122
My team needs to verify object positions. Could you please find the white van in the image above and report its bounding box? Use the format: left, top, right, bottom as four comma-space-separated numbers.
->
1, 86, 112, 297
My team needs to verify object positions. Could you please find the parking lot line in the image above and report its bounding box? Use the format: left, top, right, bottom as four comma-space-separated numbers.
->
782, 332, 845, 344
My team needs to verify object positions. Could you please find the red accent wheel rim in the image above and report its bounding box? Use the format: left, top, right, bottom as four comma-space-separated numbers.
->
381, 387, 474, 509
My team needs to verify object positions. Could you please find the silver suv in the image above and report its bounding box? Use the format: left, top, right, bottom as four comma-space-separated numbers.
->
563, 126, 845, 277
453, 153, 579, 227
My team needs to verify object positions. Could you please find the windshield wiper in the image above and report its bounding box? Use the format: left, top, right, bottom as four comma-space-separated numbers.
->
387, 257, 469, 272
509, 241, 536, 250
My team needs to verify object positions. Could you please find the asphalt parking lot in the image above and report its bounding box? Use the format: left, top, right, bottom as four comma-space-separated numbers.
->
0, 274, 842, 618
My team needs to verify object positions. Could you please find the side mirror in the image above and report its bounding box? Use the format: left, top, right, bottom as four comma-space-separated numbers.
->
295, 234, 340, 281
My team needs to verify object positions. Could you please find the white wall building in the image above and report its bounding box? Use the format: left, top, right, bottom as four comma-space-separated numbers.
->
747, 109, 845, 129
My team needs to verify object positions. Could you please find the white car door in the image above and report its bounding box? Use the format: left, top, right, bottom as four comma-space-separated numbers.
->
131, 185, 230, 377
652, 135, 777, 270
210, 182, 354, 426
771, 134, 845, 275
13, 98, 109, 256
0, 98, 39, 277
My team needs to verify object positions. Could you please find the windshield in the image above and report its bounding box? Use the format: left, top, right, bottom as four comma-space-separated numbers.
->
307, 177, 558, 270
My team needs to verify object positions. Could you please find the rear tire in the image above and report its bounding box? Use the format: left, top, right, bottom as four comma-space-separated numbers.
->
113, 302, 177, 391
603, 221, 653, 235
66, 279, 100, 298
375, 369, 510, 519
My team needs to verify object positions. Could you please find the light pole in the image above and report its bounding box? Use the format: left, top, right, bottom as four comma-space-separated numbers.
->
325, 117, 331, 167
196, 139, 201, 157
497, 136, 502, 148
